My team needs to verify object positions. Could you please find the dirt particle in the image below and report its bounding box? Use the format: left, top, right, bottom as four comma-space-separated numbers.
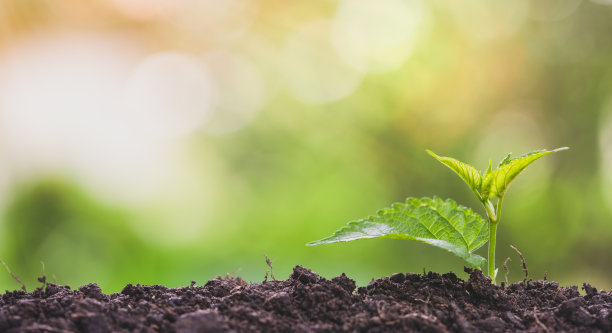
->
72, 312, 111, 333
172, 309, 232, 333
479, 316, 506, 331
583, 283, 598, 297
331, 273, 356, 293
389, 273, 405, 283
558, 297, 596, 325
78, 283, 105, 301
504, 311, 525, 329
290, 265, 318, 284
405, 272, 420, 282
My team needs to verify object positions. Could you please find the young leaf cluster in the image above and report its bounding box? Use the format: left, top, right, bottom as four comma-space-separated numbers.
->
427, 147, 568, 203
308, 147, 568, 282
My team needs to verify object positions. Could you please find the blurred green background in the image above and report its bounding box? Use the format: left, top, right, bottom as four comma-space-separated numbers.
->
0, 0, 611, 292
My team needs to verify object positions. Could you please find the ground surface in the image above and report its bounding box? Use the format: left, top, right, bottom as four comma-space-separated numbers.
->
0, 266, 610, 332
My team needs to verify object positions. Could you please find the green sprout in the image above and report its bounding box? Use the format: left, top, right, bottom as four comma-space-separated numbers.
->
307, 147, 568, 283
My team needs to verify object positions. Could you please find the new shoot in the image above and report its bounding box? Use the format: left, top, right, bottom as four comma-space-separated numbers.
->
308, 147, 568, 283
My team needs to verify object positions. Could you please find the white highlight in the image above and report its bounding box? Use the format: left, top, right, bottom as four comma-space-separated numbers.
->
0, 33, 218, 239
0, 32, 138, 175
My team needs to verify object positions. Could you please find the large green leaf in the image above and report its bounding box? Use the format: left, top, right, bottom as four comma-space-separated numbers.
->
307, 197, 489, 267
481, 147, 568, 199
427, 150, 482, 192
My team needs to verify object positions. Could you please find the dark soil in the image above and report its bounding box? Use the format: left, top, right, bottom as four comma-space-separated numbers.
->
1, 266, 610, 332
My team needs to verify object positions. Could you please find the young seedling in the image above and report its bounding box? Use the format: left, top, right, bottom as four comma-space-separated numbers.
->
307, 147, 568, 283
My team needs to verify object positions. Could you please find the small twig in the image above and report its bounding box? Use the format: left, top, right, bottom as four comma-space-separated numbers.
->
38, 261, 47, 290
533, 306, 549, 332
510, 245, 528, 282
0, 259, 26, 292
225, 268, 242, 279
543, 271, 547, 281
264, 254, 276, 281
502, 257, 511, 284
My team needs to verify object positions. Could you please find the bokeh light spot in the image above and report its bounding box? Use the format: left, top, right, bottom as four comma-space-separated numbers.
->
173, 0, 258, 42
332, 0, 425, 72
447, 0, 529, 42
124, 51, 213, 139
110, 0, 178, 20
529, 0, 583, 22
281, 20, 363, 104
0, 32, 139, 177
201, 50, 267, 135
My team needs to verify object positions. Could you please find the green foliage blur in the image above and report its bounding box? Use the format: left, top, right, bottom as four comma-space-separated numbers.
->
1, 0, 611, 292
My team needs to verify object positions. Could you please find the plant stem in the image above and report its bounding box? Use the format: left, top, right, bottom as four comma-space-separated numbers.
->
488, 220, 498, 283
484, 200, 496, 221
496, 197, 503, 223
484, 197, 503, 283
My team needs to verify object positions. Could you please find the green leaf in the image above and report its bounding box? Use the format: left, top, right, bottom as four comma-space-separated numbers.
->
481, 147, 569, 199
427, 150, 482, 191
307, 197, 489, 267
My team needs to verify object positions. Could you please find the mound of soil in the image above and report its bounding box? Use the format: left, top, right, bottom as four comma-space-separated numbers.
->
1, 266, 610, 332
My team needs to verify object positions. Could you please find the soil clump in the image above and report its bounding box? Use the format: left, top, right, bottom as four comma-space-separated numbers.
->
1, 266, 610, 332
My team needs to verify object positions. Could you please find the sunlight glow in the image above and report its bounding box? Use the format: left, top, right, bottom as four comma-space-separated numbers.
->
0, 32, 138, 175
0, 34, 215, 209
